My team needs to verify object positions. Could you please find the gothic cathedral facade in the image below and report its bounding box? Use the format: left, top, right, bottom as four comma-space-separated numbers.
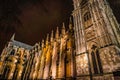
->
0, 0, 120, 80
73, 0, 120, 79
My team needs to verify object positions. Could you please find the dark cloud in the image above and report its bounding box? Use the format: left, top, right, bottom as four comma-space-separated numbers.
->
15, 0, 73, 45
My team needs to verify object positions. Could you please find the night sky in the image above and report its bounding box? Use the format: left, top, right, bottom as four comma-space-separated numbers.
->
0, 0, 120, 53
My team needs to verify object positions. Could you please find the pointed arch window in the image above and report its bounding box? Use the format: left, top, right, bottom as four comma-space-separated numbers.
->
3, 66, 10, 79
83, 11, 92, 28
84, 12, 91, 22
91, 45, 103, 74
10, 49, 15, 55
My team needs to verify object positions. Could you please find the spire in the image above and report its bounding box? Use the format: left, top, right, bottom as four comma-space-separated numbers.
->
50, 30, 54, 42
62, 22, 66, 35
69, 17, 73, 30
11, 33, 15, 41
41, 39, 44, 48
55, 27, 59, 39
46, 34, 49, 45
38, 42, 41, 50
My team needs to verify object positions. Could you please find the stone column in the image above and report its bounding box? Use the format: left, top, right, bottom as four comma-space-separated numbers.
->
58, 34, 67, 79
43, 45, 52, 79
51, 41, 58, 79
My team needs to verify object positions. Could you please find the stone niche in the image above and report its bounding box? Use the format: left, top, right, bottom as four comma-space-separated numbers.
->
99, 45, 120, 73
76, 53, 89, 76
85, 26, 96, 41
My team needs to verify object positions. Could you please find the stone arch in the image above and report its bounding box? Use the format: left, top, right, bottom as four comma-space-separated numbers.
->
88, 41, 103, 74
88, 41, 98, 51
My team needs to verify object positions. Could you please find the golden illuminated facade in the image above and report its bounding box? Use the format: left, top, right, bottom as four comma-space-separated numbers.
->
0, 0, 120, 80
73, 0, 120, 80
0, 21, 75, 80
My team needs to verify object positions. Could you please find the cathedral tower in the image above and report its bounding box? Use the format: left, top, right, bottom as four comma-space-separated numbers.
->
73, 0, 120, 79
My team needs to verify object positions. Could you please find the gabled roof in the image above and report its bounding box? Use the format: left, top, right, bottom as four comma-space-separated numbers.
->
11, 40, 33, 50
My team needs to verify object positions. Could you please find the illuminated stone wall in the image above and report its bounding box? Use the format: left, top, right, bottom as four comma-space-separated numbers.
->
0, 20, 75, 80
73, 0, 120, 79
0, 0, 120, 80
